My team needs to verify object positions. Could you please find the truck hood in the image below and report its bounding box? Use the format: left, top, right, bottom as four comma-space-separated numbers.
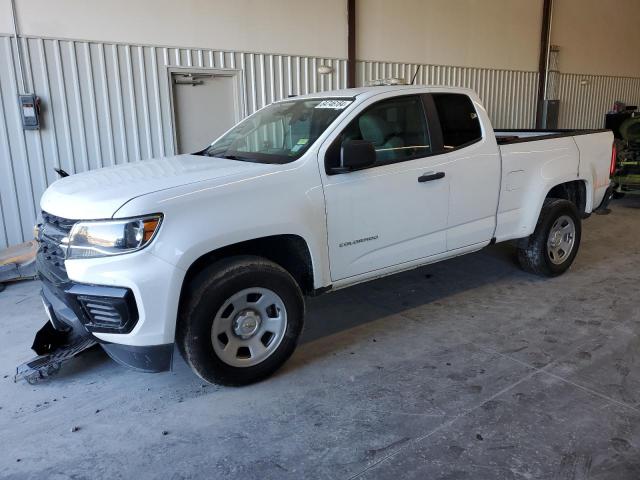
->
40, 154, 275, 219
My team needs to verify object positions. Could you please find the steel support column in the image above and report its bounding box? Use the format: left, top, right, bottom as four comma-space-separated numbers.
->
535, 0, 554, 128
347, 0, 356, 88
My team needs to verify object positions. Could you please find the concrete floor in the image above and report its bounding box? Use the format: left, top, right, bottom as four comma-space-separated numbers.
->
1, 198, 640, 480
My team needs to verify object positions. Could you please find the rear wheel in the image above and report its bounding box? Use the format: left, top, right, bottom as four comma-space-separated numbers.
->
177, 256, 304, 385
517, 198, 581, 277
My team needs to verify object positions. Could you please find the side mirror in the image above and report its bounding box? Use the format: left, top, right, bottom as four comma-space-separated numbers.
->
336, 140, 376, 173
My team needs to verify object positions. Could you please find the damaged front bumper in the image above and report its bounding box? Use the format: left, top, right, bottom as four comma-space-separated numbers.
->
16, 276, 173, 383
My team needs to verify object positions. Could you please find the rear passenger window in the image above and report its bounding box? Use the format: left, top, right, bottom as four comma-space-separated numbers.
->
432, 93, 482, 149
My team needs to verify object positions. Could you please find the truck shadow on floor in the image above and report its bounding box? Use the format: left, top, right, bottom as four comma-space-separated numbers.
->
300, 242, 535, 344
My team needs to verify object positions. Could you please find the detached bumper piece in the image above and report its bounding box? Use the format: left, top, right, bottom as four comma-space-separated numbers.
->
15, 322, 97, 384
15, 286, 98, 384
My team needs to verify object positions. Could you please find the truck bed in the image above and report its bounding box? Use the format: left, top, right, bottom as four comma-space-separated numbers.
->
493, 128, 613, 243
495, 129, 610, 145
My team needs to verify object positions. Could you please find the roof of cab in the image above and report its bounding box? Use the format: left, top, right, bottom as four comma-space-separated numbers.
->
284, 84, 477, 102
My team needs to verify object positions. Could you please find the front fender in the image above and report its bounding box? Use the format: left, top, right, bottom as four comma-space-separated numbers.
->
114, 155, 332, 289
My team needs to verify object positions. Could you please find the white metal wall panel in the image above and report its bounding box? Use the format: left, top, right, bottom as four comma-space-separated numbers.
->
356, 60, 540, 130
557, 74, 640, 129
0, 35, 347, 249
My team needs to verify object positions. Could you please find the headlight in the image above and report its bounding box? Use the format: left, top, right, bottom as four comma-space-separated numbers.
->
66, 214, 162, 259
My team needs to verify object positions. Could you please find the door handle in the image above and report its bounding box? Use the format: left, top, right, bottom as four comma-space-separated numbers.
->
418, 172, 445, 183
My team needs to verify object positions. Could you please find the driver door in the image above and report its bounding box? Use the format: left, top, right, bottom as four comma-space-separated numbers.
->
321, 95, 450, 281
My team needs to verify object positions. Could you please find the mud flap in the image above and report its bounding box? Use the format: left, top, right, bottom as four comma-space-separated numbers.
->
594, 182, 615, 216
15, 322, 97, 384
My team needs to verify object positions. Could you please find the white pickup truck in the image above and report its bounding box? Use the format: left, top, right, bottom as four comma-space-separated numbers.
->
34, 85, 615, 385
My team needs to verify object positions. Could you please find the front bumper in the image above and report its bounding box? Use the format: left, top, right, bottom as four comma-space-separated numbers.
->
39, 274, 173, 373
64, 249, 184, 346
34, 211, 183, 374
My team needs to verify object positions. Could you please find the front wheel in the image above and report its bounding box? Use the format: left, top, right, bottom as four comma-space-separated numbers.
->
517, 198, 582, 277
177, 256, 304, 386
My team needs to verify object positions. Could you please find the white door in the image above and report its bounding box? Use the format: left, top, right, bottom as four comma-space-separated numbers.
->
322, 95, 450, 281
429, 93, 501, 250
171, 70, 243, 154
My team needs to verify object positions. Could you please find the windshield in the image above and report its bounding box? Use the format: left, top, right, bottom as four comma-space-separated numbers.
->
203, 98, 353, 164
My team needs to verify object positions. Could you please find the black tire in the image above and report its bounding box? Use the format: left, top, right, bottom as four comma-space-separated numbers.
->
517, 198, 581, 277
177, 255, 304, 386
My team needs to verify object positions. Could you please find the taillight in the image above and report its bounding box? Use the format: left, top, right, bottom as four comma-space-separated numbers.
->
610, 143, 617, 177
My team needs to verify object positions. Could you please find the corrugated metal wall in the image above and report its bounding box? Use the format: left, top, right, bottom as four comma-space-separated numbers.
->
557, 73, 640, 129
2, 34, 638, 250
0, 35, 348, 249
357, 60, 539, 130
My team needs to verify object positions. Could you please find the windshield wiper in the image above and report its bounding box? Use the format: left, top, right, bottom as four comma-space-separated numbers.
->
201, 151, 272, 164
214, 153, 261, 162
201, 150, 244, 160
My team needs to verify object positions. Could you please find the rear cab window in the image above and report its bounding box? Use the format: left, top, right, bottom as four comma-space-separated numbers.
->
431, 93, 482, 150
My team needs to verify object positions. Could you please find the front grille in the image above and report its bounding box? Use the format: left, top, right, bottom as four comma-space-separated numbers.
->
41, 211, 77, 233
37, 211, 77, 284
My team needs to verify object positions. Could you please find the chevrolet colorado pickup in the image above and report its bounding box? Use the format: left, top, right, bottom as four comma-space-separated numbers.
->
34, 85, 615, 385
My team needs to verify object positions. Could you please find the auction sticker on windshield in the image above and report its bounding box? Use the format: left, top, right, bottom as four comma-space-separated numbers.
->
315, 100, 352, 109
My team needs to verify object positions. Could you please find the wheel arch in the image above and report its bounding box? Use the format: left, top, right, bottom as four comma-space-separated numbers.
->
545, 179, 588, 217
516, 196, 582, 276
504, 178, 588, 244
516, 179, 587, 244
179, 234, 317, 303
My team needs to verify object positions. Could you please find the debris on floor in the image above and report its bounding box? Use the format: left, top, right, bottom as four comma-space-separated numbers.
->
0, 240, 38, 291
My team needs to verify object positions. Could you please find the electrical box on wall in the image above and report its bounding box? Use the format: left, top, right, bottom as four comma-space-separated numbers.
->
18, 94, 40, 130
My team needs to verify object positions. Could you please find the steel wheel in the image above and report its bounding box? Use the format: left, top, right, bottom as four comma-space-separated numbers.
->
546, 214, 576, 265
211, 287, 288, 368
